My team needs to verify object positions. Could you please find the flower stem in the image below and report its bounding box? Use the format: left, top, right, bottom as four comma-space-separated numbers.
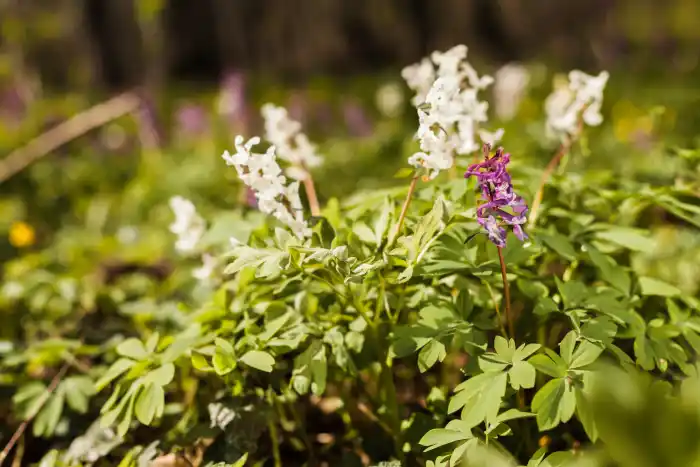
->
484, 281, 508, 339
302, 173, 321, 217
527, 139, 571, 227
529, 108, 587, 226
394, 175, 419, 239
497, 247, 514, 340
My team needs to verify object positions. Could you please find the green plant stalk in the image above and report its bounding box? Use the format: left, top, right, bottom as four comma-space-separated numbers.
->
497, 247, 515, 340
267, 390, 282, 467
392, 175, 420, 241
352, 295, 403, 461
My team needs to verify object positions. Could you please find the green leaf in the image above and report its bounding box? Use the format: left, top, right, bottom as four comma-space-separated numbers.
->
509, 361, 536, 390
63, 376, 95, 414
595, 227, 655, 252
143, 363, 175, 386
240, 350, 275, 372
638, 277, 681, 297
95, 359, 136, 391
529, 353, 567, 378
449, 371, 507, 429
575, 388, 598, 442
559, 331, 577, 366
569, 340, 604, 369
556, 279, 588, 309
33, 389, 65, 438
538, 232, 577, 260
494, 336, 515, 361
419, 428, 471, 452
532, 378, 576, 430
116, 338, 149, 360
134, 383, 164, 425
534, 297, 559, 316
418, 339, 447, 373
213, 346, 236, 376
586, 245, 630, 294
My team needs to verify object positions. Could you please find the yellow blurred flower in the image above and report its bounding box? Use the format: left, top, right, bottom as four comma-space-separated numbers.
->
9, 221, 35, 248
538, 435, 551, 448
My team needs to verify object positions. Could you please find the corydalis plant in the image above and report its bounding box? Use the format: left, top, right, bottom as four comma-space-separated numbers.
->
169, 196, 205, 253
465, 145, 528, 248
545, 70, 609, 141
261, 103, 322, 215
395, 45, 502, 239
222, 136, 311, 239
531, 69, 610, 225
403, 44, 502, 178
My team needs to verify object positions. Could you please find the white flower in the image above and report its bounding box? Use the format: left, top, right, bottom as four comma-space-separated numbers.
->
193, 253, 217, 281
375, 82, 404, 118
478, 128, 505, 146
169, 196, 205, 253
404, 44, 496, 178
222, 136, 312, 239
545, 70, 609, 140
260, 103, 322, 180
401, 57, 435, 106
493, 63, 530, 120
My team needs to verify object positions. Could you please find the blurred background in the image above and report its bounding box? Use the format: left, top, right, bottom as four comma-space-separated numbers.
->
1, 0, 700, 288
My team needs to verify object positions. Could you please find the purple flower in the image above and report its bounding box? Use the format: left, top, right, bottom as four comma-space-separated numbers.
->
136, 93, 164, 149
175, 103, 209, 137
342, 99, 373, 138
218, 70, 248, 128
465, 145, 529, 247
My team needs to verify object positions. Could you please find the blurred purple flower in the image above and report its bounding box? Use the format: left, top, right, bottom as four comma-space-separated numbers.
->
287, 91, 307, 125
342, 99, 373, 138
246, 187, 258, 209
136, 93, 164, 149
175, 102, 209, 137
314, 101, 334, 133
218, 70, 247, 128
0, 87, 26, 126
465, 145, 528, 248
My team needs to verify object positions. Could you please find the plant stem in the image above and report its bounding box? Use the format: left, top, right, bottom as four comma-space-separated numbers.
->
497, 247, 515, 340
266, 389, 282, 467
529, 108, 587, 226
268, 419, 282, 467
527, 139, 571, 227
0, 363, 69, 466
393, 175, 419, 240
303, 173, 321, 217
484, 281, 508, 339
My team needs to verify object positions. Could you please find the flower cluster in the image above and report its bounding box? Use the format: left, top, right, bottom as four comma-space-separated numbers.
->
545, 70, 609, 140
222, 136, 311, 239
493, 63, 530, 121
465, 146, 528, 248
169, 196, 206, 253
261, 103, 322, 181
402, 45, 502, 179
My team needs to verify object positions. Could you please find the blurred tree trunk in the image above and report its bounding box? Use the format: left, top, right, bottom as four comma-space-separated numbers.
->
85, 0, 143, 89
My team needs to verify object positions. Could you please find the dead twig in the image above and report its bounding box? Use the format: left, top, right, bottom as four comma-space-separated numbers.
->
0, 363, 70, 466
0, 92, 141, 184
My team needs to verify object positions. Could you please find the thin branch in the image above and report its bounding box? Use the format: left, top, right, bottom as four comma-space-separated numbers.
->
0, 92, 141, 184
0, 363, 70, 466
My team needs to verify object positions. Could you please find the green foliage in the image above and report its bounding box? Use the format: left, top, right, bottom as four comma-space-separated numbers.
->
1, 69, 700, 467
